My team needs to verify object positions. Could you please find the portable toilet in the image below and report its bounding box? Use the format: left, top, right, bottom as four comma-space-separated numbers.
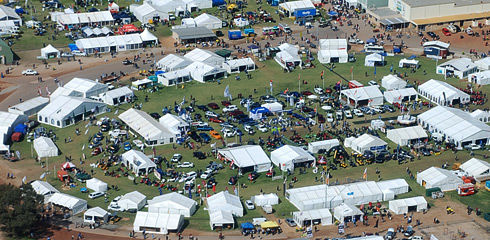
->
228, 30, 242, 40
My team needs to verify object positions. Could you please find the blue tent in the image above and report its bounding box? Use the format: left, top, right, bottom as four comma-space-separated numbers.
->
408, 55, 417, 60
241, 222, 254, 230
68, 43, 79, 51
250, 107, 270, 114
15, 7, 25, 14
212, 0, 226, 6
366, 38, 376, 44
14, 124, 27, 134
155, 70, 165, 76
328, 11, 338, 16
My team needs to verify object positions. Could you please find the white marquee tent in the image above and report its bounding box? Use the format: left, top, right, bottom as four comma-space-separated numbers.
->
148, 192, 197, 217
293, 208, 332, 227
159, 113, 189, 137
218, 145, 271, 173
47, 193, 87, 215
140, 28, 158, 45
383, 88, 418, 104
261, 102, 283, 113
184, 48, 224, 67
75, 34, 143, 55
31, 180, 59, 202
209, 210, 234, 230
118, 191, 147, 211
194, 13, 222, 29
376, 179, 409, 201
252, 193, 279, 207
381, 74, 406, 90
222, 58, 255, 74
471, 109, 490, 123
333, 203, 364, 223
389, 196, 427, 215
184, 61, 226, 83
51, 77, 108, 99
207, 191, 243, 217
121, 150, 157, 175
37, 96, 106, 128
286, 184, 342, 210
157, 69, 192, 86
417, 167, 463, 191
308, 139, 340, 154
157, 54, 193, 71
399, 58, 419, 68
100, 86, 134, 106
340, 86, 383, 107
86, 178, 108, 192
468, 70, 490, 85
271, 145, 315, 171
40, 44, 60, 59
119, 108, 175, 146
436, 57, 478, 79
459, 158, 490, 182
130, 3, 169, 24
274, 43, 301, 69
0, 111, 27, 153
345, 133, 387, 154
418, 79, 470, 106
364, 53, 384, 67
475, 57, 490, 70
318, 39, 348, 64
33, 136, 58, 158
133, 212, 183, 234
334, 181, 383, 206
8, 96, 49, 116
84, 207, 109, 224
386, 126, 428, 146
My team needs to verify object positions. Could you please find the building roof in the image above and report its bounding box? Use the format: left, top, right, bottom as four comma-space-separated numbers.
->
119, 108, 174, 141
121, 191, 146, 204
159, 114, 188, 135
417, 166, 462, 186
417, 106, 490, 143
207, 191, 242, 213
134, 212, 182, 232
438, 58, 477, 72
148, 192, 197, 210
172, 26, 216, 40
8, 97, 49, 115
217, 145, 271, 169
387, 125, 428, 142
418, 79, 470, 101
0, 111, 25, 127
423, 40, 450, 49
341, 85, 383, 101
85, 207, 109, 217
271, 145, 315, 164
460, 158, 490, 177
0, 5, 20, 20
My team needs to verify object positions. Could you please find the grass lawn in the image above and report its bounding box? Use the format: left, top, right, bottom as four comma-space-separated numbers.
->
10, 51, 490, 231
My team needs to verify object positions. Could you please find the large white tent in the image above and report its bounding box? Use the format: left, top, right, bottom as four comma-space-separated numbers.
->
121, 150, 157, 175
157, 54, 193, 71
270, 145, 315, 171
133, 212, 183, 234
84, 207, 109, 224
222, 58, 255, 74
376, 179, 409, 201
364, 53, 384, 67
31, 180, 59, 202
0, 111, 27, 153
209, 210, 234, 230
252, 193, 279, 207
33, 137, 58, 158
51, 77, 108, 99
417, 167, 463, 191
100, 86, 134, 106
340, 86, 383, 107
47, 193, 87, 215
308, 139, 340, 154
55, 11, 114, 27
86, 178, 108, 192
286, 184, 342, 210
158, 114, 189, 138
381, 74, 406, 90
334, 181, 383, 206
8, 96, 49, 116
274, 43, 301, 69
345, 133, 387, 154
184, 61, 226, 83
389, 196, 427, 215
148, 192, 197, 217
75, 34, 143, 55
118, 191, 147, 211
130, 3, 168, 24
38, 96, 106, 128
119, 108, 175, 146
398, 58, 419, 68
383, 88, 418, 104
40, 44, 60, 59
184, 48, 224, 67
417, 106, 490, 149
218, 145, 271, 173
318, 39, 348, 64
386, 126, 428, 146
333, 203, 364, 223
207, 191, 243, 217
157, 69, 192, 86
418, 79, 470, 106
468, 70, 490, 85
460, 158, 490, 182
293, 208, 332, 227
194, 13, 222, 29
261, 102, 283, 113
436, 57, 478, 79
471, 109, 490, 123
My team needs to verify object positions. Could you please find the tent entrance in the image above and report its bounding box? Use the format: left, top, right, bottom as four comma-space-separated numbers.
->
330, 57, 339, 63
110, 46, 116, 52
407, 205, 417, 212
139, 226, 160, 232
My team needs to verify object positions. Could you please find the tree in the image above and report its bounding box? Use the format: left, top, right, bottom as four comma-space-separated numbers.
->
0, 184, 43, 237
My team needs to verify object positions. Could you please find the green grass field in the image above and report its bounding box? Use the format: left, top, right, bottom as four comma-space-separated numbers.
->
10, 50, 490, 231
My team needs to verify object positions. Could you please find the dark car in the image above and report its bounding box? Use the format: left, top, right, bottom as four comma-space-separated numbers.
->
228, 110, 244, 116
194, 113, 202, 120
207, 177, 216, 188
207, 102, 219, 109
302, 106, 314, 113
292, 113, 306, 120
221, 101, 231, 106
107, 144, 119, 154
197, 126, 214, 131
383, 105, 395, 112
301, 90, 313, 96
197, 105, 209, 111
122, 59, 133, 65
93, 132, 104, 141
193, 151, 207, 159
420, 147, 431, 156
189, 131, 201, 142
228, 176, 237, 185
150, 112, 161, 119
317, 114, 325, 123
199, 132, 211, 143
100, 122, 111, 132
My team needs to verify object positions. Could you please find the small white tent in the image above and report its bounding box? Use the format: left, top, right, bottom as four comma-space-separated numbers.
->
468, 71, 490, 85
381, 74, 406, 90
33, 137, 58, 158
207, 191, 243, 217
293, 208, 332, 227
271, 145, 315, 171
140, 28, 158, 45
194, 13, 222, 29
148, 192, 197, 217
308, 139, 340, 153
417, 167, 463, 191
399, 58, 419, 68
86, 178, 108, 192
347, 133, 387, 154
364, 53, 384, 67
252, 193, 279, 206
333, 203, 363, 223
41, 44, 60, 59
31, 180, 59, 202
261, 102, 283, 113
84, 207, 109, 223
389, 196, 427, 215
459, 158, 490, 182
118, 191, 147, 211
209, 210, 234, 230
386, 126, 428, 146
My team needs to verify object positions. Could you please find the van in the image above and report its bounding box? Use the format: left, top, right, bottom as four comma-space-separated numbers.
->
278, 23, 291, 34
447, 24, 458, 33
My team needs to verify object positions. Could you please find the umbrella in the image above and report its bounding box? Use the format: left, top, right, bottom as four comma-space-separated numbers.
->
62, 162, 76, 169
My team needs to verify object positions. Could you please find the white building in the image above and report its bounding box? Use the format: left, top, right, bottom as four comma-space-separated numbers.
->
33, 136, 59, 158
381, 74, 406, 90
37, 96, 106, 128
31, 180, 59, 202
459, 158, 490, 182
119, 108, 176, 146
217, 145, 271, 173
0, 5, 22, 26
0, 111, 27, 153
148, 192, 197, 217
364, 53, 384, 67
416, 167, 463, 191
270, 145, 315, 171
159, 113, 189, 138
51, 78, 108, 99
340, 85, 384, 107
133, 212, 183, 234
8, 96, 49, 116
274, 43, 302, 69
436, 58, 478, 79
386, 125, 428, 146
475, 57, 490, 70
344, 133, 387, 153
99, 86, 134, 106
468, 70, 490, 85
383, 88, 418, 104
417, 79, 470, 106
398, 58, 419, 68
40, 44, 60, 59
417, 106, 490, 149
222, 58, 256, 74
47, 193, 87, 215
293, 208, 333, 227
389, 196, 427, 215
184, 61, 226, 83
333, 203, 364, 223
84, 207, 109, 224
279, 0, 316, 18
308, 139, 340, 154
184, 48, 224, 67
157, 54, 193, 71
318, 39, 348, 64
118, 191, 147, 211
121, 150, 157, 175
207, 191, 243, 217
86, 178, 108, 192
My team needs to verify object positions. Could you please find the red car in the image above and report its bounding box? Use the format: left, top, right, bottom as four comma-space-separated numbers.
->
317, 155, 327, 165
228, 110, 244, 116
209, 117, 224, 123
221, 101, 231, 106
442, 28, 451, 36
91, 147, 102, 156
325, 88, 333, 94
207, 103, 219, 109
302, 91, 313, 96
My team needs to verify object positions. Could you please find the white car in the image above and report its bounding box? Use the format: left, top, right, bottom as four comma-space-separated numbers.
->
171, 153, 182, 162
191, 121, 208, 127
370, 106, 383, 114
408, 236, 423, 240
72, 50, 87, 56
178, 161, 194, 168
223, 128, 236, 138
205, 111, 218, 118
61, 52, 74, 57
344, 110, 353, 119
186, 171, 197, 178
222, 105, 238, 112
335, 110, 343, 120
200, 170, 213, 179
353, 109, 364, 117
326, 113, 334, 123
133, 140, 144, 149
368, 80, 378, 86
88, 191, 104, 199
22, 69, 38, 75
245, 200, 255, 210
257, 124, 268, 132
314, 88, 324, 95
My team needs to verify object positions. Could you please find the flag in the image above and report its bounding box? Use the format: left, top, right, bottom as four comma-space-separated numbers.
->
22, 176, 27, 184
298, 73, 301, 80
39, 172, 46, 180
188, 186, 192, 198
212, 183, 216, 192
390, 64, 393, 72
269, 80, 273, 94
180, 96, 185, 106
374, 65, 377, 76
320, 70, 324, 79
283, 88, 289, 94
45, 86, 51, 96
234, 185, 238, 195
363, 168, 367, 180
224, 85, 232, 100
325, 172, 329, 185
350, 66, 353, 73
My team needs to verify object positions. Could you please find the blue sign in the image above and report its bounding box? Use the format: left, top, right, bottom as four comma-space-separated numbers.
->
347, 192, 354, 196
295, 8, 316, 18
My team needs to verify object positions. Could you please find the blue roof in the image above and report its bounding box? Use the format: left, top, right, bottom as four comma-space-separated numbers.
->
251, 107, 269, 114
241, 222, 254, 229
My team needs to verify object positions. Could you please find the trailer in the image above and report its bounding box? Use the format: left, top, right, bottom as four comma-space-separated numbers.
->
457, 183, 475, 196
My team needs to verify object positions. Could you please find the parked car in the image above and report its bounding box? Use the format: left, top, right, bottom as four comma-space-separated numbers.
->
207, 102, 219, 109
199, 133, 211, 143
245, 200, 255, 210
353, 109, 364, 117
177, 162, 194, 168
88, 191, 104, 199
209, 117, 224, 123
344, 110, 353, 119
368, 80, 378, 86
222, 105, 238, 112
209, 130, 222, 139
122, 59, 133, 65
200, 169, 214, 179
286, 218, 297, 227
22, 69, 38, 75
257, 124, 268, 132
441, 28, 451, 36
205, 111, 219, 118
326, 113, 334, 122
171, 153, 182, 162
385, 228, 396, 240
404, 225, 415, 237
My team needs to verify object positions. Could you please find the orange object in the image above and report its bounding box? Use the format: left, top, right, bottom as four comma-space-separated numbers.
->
209, 130, 222, 139
116, 24, 141, 35
57, 170, 70, 182
11, 132, 23, 142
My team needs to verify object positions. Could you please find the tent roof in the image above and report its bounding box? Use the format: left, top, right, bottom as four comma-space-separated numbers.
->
140, 28, 158, 42
122, 150, 157, 169
38, 96, 105, 121
86, 178, 107, 187
418, 106, 490, 142
389, 196, 427, 208
271, 145, 315, 164
423, 40, 450, 49
0, 5, 20, 20
31, 180, 59, 196
194, 13, 221, 24
387, 125, 427, 141
121, 191, 146, 204
351, 134, 387, 148
8, 96, 49, 114
62, 77, 108, 95
171, 26, 216, 40
85, 207, 109, 217
399, 58, 419, 65
157, 54, 193, 70
209, 209, 234, 225
334, 203, 363, 216
279, 0, 315, 11
159, 69, 191, 80
134, 212, 182, 232
365, 53, 384, 61
218, 145, 271, 168
309, 139, 340, 147
341, 85, 383, 101
418, 79, 470, 101
475, 57, 490, 67
41, 44, 60, 54
0, 111, 24, 127
159, 113, 189, 135
223, 58, 255, 68
57, 11, 114, 25
119, 108, 174, 140
293, 208, 332, 221
319, 39, 347, 50
102, 86, 133, 99
417, 167, 462, 186
184, 48, 223, 63
460, 158, 490, 177
384, 88, 417, 100
148, 192, 196, 210
207, 191, 242, 211
438, 57, 477, 71
33, 136, 58, 151
47, 193, 87, 210
381, 74, 405, 87
376, 179, 409, 192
